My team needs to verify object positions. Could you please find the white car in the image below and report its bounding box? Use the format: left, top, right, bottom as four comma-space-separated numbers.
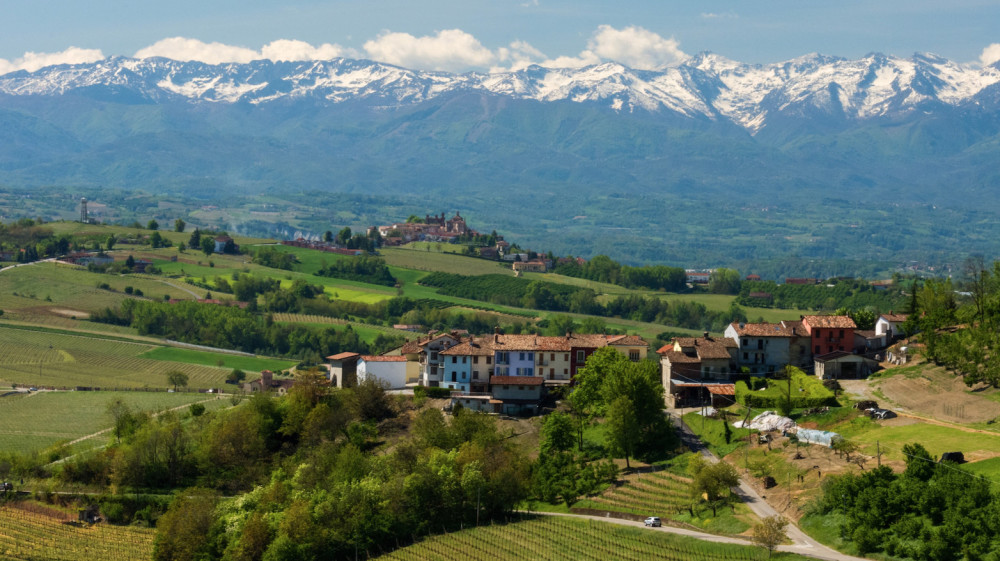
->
644, 517, 661, 527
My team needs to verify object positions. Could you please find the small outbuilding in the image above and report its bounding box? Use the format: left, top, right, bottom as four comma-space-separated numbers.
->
814, 351, 877, 380
357, 355, 409, 389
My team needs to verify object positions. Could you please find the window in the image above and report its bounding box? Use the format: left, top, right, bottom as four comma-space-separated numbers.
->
462, 357, 467, 364
839, 329, 844, 338
564, 354, 569, 361
576, 350, 585, 362
487, 357, 492, 364
519, 352, 526, 361
629, 350, 640, 361
515, 367, 521, 376
431, 352, 439, 360
451, 373, 456, 382
814, 345, 820, 354
563, 369, 568, 375
473, 371, 479, 379
757, 340, 763, 350
497, 352, 509, 364
550, 368, 555, 376
743, 352, 748, 360
451, 357, 457, 363
473, 356, 479, 364
525, 368, 533, 376
550, 353, 555, 361
518, 386, 524, 390
742, 339, 748, 346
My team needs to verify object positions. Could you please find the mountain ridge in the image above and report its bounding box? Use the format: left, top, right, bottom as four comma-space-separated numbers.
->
2, 52, 999, 133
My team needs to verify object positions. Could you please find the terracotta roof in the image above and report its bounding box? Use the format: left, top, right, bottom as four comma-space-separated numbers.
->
399, 341, 422, 354
660, 350, 701, 364
672, 336, 735, 360
780, 320, 811, 337
417, 332, 462, 347
326, 352, 360, 361
881, 313, 908, 323
855, 330, 878, 339
729, 322, 797, 337
803, 315, 857, 329
608, 334, 648, 346
490, 376, 545, 386
440, 338, 495, 356
492, 334, 570, 351
360, 355, 409, 362
706, 384, 736, 396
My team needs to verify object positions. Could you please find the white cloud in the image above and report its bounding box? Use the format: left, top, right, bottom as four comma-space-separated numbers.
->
0, 47, 104, 75
363, 29, 497, 72
586, 25, 687, 70
980, 43, 1000, 67
134, 37, 357, 64
701, 12, 738, 19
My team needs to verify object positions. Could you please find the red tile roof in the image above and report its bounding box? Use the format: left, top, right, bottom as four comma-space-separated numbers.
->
729, 322, 798, 337
881, 313, 909, 323
706, 384, 736, 395
326, 352, 360, 361
440, 338, 495, 356
361, 355, 409, 362
803, 315, 857, 329
490, 376, 544, 386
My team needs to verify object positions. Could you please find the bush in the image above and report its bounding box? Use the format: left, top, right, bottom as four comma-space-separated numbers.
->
414, 386, 453, 399
735, 369, 836, 409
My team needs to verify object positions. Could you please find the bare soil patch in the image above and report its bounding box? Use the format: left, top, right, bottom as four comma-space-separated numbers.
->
48, 308, 90, 319
879, 364, 1000, 424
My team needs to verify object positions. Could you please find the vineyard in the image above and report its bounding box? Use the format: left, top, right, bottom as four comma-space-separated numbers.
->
0, 326, 230, 389
0, 502, 154, 561
578, 470, 696, 517
0, 390, 225, 454
373, 515, 804, 561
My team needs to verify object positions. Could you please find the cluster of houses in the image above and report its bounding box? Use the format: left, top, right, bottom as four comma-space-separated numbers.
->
324, 329, 647, 415
374, 212, 476, 245
660, 312, 909, 408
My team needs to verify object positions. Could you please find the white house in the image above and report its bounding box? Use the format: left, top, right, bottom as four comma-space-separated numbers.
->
875, 312, 909, 343
357, 355, 409, 388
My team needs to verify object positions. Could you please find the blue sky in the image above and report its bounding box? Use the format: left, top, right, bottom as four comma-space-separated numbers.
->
2, 0, 1000, 73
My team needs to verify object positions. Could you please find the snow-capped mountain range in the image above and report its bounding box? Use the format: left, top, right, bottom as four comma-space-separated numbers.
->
2, 52, 999, 133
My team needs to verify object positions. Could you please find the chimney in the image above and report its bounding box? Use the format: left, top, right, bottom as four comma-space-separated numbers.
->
703, 331, 710, 340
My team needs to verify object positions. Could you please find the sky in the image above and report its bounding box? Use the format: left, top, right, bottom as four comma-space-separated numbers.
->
2, 0, 1000, 75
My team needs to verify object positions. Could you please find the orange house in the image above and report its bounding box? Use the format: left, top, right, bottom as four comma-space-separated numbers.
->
802, 315, 856, 356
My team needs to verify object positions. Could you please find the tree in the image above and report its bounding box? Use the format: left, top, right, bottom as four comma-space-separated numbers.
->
540, 411, 574, 454
107, 398, 140, 444
902, 442, 935, 481
189, 403, 206, 416
605, 395, 640, 469
752, 515, 789, 558
709, 268, 742, 294
323, 230, 333, 243
105, 234, 116, 251
832, 437, 859, 461
152, 490, 220, 561
166, 370, 189, 391
147, 219, 159, 231
688, 455, 739, 515
174, 218, 185, 233
336, 227, 352, 246
200, 236, 215, 256
125, 255, 135, 270
189, 228, 201, 248
178, 241, 186, 252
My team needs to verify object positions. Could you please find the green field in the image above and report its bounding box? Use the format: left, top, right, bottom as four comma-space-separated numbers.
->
380, 246, 513, 276
373, 515, 807, 561
0, 325, 233, 390
138, 347, 297, 373
0, 390, 226, 454
0, 502, 154, 561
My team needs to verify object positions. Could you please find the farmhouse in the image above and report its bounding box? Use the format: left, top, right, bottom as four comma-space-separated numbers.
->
326, 352, 360, 388
724, 320, 811, 374
658, 333, 738, 408
357, 355, 409, 388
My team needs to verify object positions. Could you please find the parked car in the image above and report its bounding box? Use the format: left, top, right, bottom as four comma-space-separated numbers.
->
644, 517, 661, 527
867, 408, 896, 420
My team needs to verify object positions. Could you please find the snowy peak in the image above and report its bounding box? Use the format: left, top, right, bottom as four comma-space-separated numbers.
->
1, 52, 999, 132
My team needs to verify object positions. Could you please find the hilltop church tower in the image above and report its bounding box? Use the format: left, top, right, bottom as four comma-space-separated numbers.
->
80, 197, 88, 223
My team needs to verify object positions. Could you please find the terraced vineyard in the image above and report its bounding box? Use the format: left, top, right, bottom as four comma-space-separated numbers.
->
579, 470, 695, 517
0, 502, 154, 561
0, 390, 226, 454
374, 515, 803, 561
0, 326, 229, 389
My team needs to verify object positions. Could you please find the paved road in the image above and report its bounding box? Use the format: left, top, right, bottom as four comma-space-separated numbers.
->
669, 410, 868, 561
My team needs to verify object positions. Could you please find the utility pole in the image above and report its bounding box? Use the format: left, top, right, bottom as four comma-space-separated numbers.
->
877, 441, 882, 467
